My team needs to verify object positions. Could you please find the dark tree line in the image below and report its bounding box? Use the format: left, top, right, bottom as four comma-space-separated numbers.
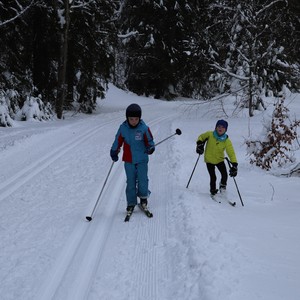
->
0, 0, 117, 123
115, 0, 300, 110
0, 0, 299, 125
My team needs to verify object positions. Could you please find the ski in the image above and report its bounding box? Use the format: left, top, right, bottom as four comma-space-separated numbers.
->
211, 194, 221, 203
138, 204, 153, 218
124, 205, 153, 221
211, 194, 236, 207
227, 200, 236, 207
220, 191, 236, 206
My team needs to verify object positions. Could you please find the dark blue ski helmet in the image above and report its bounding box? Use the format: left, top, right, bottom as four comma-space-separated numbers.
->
216, 119, 228, 130
126, 103, 142, 118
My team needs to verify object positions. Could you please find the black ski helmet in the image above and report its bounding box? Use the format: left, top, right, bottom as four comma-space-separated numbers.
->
126, 103, 142, 118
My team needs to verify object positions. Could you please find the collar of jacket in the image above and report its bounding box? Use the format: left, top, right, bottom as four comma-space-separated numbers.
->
213, 130, 228, 142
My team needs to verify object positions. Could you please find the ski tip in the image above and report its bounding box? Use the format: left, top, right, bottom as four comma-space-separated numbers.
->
86, 216, 92, 222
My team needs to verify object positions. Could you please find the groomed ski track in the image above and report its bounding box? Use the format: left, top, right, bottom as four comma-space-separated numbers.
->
3, 88, 300, 300
30, 108, 179, 300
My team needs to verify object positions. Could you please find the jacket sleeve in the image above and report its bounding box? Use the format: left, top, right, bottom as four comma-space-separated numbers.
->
144, 127, 155, 148
225, 139, 237, 163
197, 131, 210, 143
111, 125, 124, 151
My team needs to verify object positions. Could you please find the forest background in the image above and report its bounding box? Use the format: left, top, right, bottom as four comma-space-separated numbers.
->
0, 0, 299, 125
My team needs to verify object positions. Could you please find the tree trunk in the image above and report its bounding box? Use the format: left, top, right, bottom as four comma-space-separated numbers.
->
248, 42, 254, 117
248, 72, 253, 117
56, 0, 70, 119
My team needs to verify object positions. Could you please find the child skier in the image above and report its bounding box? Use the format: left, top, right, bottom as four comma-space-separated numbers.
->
110, 103, 155, 215
196, 119, 238, 196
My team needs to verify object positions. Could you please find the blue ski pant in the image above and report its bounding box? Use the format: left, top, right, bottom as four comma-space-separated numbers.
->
124, 162, 149, 206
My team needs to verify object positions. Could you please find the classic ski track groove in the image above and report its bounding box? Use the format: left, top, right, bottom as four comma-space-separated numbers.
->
129, 118, 173, 300
35, 161, 126, 300
35, 113, 179, 300
0, 116, 122, 203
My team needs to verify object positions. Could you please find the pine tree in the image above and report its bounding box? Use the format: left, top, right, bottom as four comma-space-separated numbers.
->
116, 0, 206, 99
0, 0, 35, 100
67, 0, 117, 113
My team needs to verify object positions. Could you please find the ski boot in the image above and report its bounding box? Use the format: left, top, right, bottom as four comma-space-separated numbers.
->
139, 198, 153, 218
219, 184, 226, 194
126, 205, 135, 213
210, 189, 218, 196
124, 205, 135, 222
140, 198, 148, 209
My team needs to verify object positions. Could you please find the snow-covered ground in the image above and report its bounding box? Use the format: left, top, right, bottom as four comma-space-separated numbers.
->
0, 85, 299, 300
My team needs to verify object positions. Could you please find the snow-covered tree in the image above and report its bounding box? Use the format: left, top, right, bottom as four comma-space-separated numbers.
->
207, 0, 299, 116
0, 0, 117, 120
0, 1, 35, 102
0, 90, 14, 127
0, 0, 299, 120
66, 0, 117, 113
16, 94, 54, 121
116, 0, 206, 99
51, 0, 116, 118
0, 0, 34, 27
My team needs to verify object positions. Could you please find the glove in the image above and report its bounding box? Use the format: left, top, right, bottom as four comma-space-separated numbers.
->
147, 146, 155, 155
110, 149, 119, 162
196, 141, 205, 154
229, 163, 238, 177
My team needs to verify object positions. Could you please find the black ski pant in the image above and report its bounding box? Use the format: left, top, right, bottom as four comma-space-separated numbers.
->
206, 161, 228, 192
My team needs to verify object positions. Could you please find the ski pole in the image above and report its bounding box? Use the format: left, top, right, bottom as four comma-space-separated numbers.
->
154, 128, 182, 147
86, 161, 115, 221
225, 157, 244, 206
186, 154, 201, 188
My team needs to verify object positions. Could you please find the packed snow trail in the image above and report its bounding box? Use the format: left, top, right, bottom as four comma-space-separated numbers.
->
33, 112, 180, 300
0, 111, 127, 299
0, 116, 122, 202
1, 86, 299, 300
35, 161, 126, 300
87, 117, 176, 300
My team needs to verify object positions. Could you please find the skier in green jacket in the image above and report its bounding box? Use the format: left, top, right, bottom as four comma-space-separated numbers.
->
196, 120, 238, 196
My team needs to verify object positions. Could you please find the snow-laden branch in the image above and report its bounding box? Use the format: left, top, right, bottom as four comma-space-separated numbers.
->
228, 34, 250, 63
256, 0, 287, 17
210, 63, 250, 80
209, 4, 236, 12
70, 0, 96, 9
117, 31, 139, 39
0, 0, 35, 27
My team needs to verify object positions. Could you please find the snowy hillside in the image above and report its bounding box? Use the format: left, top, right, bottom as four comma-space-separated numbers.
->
0, 85, 299, 300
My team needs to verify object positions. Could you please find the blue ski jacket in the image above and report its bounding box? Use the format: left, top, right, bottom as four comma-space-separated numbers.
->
111, 120, 155, 164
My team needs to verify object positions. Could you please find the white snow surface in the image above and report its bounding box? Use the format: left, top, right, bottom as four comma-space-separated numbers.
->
0, 85, 299, 300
